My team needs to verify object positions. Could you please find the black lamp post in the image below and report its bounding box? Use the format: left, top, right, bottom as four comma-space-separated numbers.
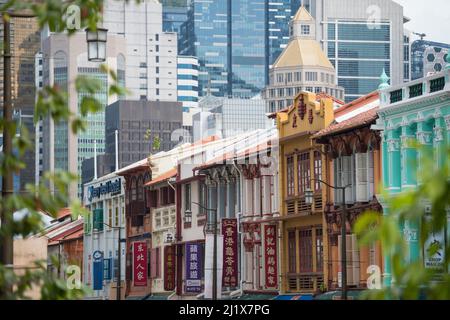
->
189, 201, 218, 300
305, 179, 351, 301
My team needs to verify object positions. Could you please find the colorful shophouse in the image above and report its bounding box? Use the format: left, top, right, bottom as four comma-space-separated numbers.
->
376, 62, 450, 285
313, 91, 384, 291
275, 92, 334, 294
195, 128, 280, 298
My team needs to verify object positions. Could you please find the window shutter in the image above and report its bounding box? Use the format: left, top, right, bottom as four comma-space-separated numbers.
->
368, 151, 374, 199
342, 156, 353, 204
351, 234, 360, 286
334, 158, 343, 204
356, 153, 368, 202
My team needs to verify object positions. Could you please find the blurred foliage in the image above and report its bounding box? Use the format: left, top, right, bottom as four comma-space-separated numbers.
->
0, 0, 133, 300
354, 146, 450, 300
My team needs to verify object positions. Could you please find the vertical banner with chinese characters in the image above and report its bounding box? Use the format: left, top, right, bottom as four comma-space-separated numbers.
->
185, 243, 203, 293
164, 245, 176, 291
264, 225, 278, 289
222, 218, 238, 287
133, 241, 148, 287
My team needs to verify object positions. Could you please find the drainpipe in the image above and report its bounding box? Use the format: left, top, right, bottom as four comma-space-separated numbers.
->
233, 161, 245, 298
170, 166, 183, 298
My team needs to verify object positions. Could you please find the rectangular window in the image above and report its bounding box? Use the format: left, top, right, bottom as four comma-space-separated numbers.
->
299, 229, 313, 273
287, 156, 295, 196
108, 208, 112, 228
288, 231, 297, 273
297, 152, 310, 194
315, 228, 324, 271
314, 151, 322, 191
294, 72, 302, 82
305, 72, 317, 82
184, 184, 191, 211
115, 207, 119, 227
301, 25, 310, 35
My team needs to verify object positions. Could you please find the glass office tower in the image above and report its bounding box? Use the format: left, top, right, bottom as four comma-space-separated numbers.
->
326, 21, 392, 102
179, 0, 266, 98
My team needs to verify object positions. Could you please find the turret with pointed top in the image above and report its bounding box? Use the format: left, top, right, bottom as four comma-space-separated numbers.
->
378, 68, 390, 90
289, 6, 315, 40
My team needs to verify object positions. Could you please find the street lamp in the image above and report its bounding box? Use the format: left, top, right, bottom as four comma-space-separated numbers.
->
191, 201, 218, 300
86, 28, 108, 62
305, 179, 351, 300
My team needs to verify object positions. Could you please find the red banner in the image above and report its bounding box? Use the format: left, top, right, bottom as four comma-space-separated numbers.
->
222, 218, 238, 287
264, 225, 278, 288
164, 245, 176, 291
133, 241, 148, 287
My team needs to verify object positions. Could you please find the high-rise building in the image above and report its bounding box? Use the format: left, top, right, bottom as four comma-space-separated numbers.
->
102, 0, 178, 101
177, 56, 199, 112
41, 33, 126, 199
179, 0, 266, 99
262, 7, 344, 112
411, 39, 450, 80
0, 15, 41, 191
161, 0, 189, 35
304, 0, 406, 102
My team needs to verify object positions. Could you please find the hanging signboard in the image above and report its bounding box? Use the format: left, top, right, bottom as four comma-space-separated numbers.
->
133, 241, 148, 287
264, 224, 278, 288
222, 218, 238, 287
93, 250, 104, 290
185, 243, 203, 293
164, 245, 176, 291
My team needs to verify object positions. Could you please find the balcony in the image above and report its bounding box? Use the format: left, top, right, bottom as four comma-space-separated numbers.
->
285, 193, 322, 216
380, 70, 449, 109
287, 273, 324, 292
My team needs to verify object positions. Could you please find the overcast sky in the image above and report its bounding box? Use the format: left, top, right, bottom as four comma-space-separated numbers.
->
394, 0, 450, 43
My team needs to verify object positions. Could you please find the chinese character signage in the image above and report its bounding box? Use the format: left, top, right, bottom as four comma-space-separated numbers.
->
222, 218, 238, 287
264, 225, 278, 288
185, 243, 202, 293
164, 245, 176, 291
133, 241, 148, 287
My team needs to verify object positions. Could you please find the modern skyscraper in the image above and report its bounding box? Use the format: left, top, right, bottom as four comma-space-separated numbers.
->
102, 0, 178, 101
411, 40, 450, 80
0, 15, 41, 191
41, 33, 126, 199
263, 7, 344, 112
161, 0, 189, 35
304, 0, 406, 102
179, 0, 266, 99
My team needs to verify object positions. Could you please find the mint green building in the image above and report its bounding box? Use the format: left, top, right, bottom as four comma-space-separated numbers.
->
376, 59, 450, 286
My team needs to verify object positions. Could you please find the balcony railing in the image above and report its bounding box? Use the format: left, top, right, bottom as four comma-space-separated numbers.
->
287, 273, 324, 292
380, 70, 449, 109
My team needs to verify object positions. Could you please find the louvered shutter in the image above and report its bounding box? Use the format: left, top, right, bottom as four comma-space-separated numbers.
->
368, 151, 374, 199
356, 153, 368, 202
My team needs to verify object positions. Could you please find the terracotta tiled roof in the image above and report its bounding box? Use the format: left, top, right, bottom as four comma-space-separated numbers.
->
334, 91, 379, 120
144, 167, 177, 187
313, 107, 379, 139
56, 207, 72, 219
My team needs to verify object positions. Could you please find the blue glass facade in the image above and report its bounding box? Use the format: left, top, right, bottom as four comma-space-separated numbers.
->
179, 0, 268, 98
326, 21, 391, 102
161, 0, 189, 54
411, 40, 450, 80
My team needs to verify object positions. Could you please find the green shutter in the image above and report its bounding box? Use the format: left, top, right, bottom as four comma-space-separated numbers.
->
93, 208, 104, 231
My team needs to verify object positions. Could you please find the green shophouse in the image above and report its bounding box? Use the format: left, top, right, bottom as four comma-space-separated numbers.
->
376, 57, 450, 286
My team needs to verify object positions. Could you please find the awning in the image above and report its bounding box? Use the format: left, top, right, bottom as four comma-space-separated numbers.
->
314, 290, 363, 300
273, 294, 314, 300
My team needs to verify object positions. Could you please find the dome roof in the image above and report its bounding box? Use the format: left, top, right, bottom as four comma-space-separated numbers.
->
272, 38, 334, 69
